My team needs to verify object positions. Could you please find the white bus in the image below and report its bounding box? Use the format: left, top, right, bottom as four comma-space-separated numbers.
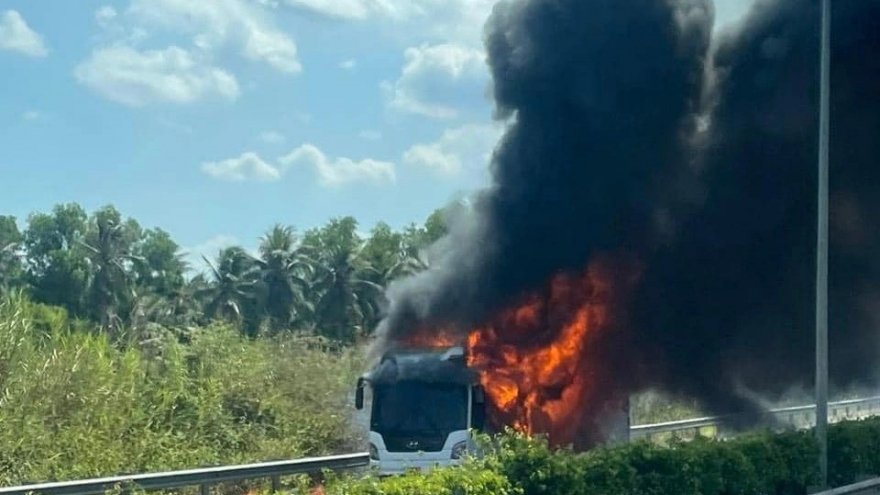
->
354, 346, 486, 475
354, 345, 630, 475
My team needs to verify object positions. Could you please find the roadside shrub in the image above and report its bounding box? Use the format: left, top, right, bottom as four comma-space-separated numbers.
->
0, 293, 362, 485
827, 417, 880, 486
477, 418, 880, 495
311, 417, 880, 495
480, 430, 588, 495
314, 461, 519, 495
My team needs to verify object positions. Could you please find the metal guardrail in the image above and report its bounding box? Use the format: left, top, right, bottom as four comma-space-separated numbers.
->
812, 477, 880, 495
630, 395, 880, 440
0, 453, 370, 495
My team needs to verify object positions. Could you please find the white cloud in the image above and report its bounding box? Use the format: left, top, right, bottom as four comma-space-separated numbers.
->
403, 123, 504, 177
281, 0, 488, 24
201, 151, 282, 181
241, 25, 301, 73
278, 0, 495, 45
339, 59, 356, 70
284, 0, 498, 48
21, 110, 40, 121
403, 0, 497, 46
383, 42, 488, 120
259, 130, 286, 143
200, 145, 395, 187
0, 10, 48, 57
129, 0, 301, 73
278, 144, 396, 187
92, 5, 148, 46
279, 0, 390, 20
74, 45, 240, 106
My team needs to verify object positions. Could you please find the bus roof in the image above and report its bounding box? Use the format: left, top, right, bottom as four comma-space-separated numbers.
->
363, 345, 476, 386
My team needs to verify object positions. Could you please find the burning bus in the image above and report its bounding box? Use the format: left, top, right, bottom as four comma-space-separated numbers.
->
354, 345, 487, 475
355, 342, 630, 475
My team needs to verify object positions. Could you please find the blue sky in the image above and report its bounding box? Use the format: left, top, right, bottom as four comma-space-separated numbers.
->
0, 0, 751, 269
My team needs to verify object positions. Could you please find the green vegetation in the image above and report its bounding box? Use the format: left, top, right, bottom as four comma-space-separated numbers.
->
313, 461, 517, 495
0, 293, 362, 485
0, 202, 448, 343
320, 418, 880, 495
0, 202, 446, 484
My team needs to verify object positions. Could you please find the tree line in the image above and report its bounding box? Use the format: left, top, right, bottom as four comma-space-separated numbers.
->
0, 202, 448, 342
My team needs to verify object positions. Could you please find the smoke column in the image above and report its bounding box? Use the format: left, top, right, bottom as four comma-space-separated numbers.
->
636, 0, 880, 416
371, 0, 880, 440
374, 0, 714, 351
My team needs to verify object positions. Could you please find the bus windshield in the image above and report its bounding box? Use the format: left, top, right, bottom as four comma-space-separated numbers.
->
370, 381, 468, 437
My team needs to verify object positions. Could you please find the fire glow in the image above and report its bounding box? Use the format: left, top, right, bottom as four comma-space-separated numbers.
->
400, 257, 639, 448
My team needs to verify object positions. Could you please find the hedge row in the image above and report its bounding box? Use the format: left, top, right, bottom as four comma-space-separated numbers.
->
315, 417, 880, 495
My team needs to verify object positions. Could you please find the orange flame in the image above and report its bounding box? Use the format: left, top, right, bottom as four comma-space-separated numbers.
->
400, 327, 462, 348
396, 256, 639, 448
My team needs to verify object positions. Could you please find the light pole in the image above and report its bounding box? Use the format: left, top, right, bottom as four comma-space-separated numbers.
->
815, 0, 831, 488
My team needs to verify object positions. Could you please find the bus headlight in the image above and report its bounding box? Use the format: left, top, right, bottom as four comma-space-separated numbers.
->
369, 442, 380, 460
451, 441, 468, 459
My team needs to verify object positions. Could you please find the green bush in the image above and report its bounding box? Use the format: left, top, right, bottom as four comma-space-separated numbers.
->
0, 293, 363, 485
318, 417, 880, 495
488, 430, 812, 495
827, 418, 880, 486
292, 408, 880, 495
313, 461, 518, 495
471, 418, 880, 495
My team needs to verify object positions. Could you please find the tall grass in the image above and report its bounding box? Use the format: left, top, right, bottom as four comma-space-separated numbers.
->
0, 293, 364, 485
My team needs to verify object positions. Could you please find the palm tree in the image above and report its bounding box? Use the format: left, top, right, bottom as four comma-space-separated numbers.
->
381, 251, 428, 285
249, 224, 315, 333
309, 243, 385, 342
195, 246, 265, 337
80, 210, 143, 332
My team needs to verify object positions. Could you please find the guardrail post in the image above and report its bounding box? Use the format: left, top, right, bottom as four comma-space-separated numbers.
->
200, 483, 210, 495
271, 475, 280, 493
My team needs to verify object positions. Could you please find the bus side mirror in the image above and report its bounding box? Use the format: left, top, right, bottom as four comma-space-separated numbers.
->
355, 377, 365, 410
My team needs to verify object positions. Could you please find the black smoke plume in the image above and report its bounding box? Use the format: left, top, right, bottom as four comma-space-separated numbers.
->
637, 0, 880, 418
371, 0, 880, 444
374, 0, 714, 349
